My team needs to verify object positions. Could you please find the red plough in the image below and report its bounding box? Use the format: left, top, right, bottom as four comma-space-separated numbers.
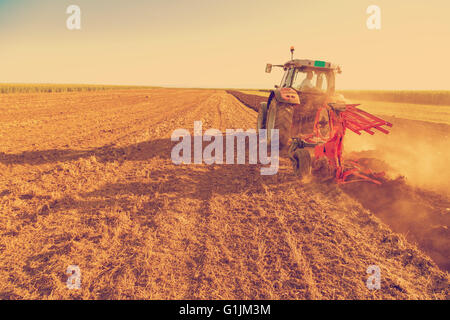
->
300, 103, 392, 184
341, 104, 392, 136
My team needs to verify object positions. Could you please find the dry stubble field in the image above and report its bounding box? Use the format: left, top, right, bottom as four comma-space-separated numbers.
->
0, 89, 448, 299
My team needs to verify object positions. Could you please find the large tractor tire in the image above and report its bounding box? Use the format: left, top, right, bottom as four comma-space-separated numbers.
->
257, 102, 268, 133
266, 99, 293, 150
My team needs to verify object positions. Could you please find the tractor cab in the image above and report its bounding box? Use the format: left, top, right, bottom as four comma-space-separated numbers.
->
267, 59, 342, 97
263, 53, 344, 146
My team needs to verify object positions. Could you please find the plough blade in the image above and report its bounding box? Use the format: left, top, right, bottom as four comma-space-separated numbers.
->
340, 104, 392, 136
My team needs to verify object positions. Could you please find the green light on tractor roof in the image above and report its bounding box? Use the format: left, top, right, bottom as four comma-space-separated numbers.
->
314, 60, 326, 67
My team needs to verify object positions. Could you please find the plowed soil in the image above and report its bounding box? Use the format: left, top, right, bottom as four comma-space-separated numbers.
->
226, 90, 267, 112
0, 89, 448, 299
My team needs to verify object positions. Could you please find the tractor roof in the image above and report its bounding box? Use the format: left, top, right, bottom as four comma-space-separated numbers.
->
284, 59, 342, 73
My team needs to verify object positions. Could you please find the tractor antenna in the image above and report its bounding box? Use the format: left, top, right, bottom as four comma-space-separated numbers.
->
290, 46, 295, 60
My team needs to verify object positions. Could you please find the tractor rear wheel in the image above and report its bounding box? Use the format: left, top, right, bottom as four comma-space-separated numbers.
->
266, 99, 293, 150
257, 102, 268, 133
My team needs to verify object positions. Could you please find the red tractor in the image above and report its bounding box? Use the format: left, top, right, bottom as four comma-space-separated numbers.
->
258, 47, 392, 184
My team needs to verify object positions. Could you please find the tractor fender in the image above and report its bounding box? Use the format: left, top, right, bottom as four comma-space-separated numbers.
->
271, 88, 300, 105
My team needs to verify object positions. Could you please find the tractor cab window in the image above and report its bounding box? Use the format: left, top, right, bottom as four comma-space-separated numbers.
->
292, 70, 329, 92
280, 68, 295, 88
315, 72, 329, 91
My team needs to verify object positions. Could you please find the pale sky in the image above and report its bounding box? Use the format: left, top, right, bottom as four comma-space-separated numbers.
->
0, 0, 449, 89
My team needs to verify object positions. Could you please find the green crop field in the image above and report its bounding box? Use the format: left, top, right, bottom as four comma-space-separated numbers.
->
338, 90, 450, 106
0, 84, 156, 94
338, 91, 450, 124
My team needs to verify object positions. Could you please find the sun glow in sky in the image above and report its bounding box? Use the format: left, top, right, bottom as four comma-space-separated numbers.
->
0, 0, 449, 89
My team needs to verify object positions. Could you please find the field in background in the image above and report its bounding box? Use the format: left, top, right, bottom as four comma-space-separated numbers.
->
340, 91, 450, 124
238, 90, 450, 105
3, 86, 449, 105
350, 100, 450, 125
0, 84, 156, 94
238, 90, 270, 97
339, 90, 450, 106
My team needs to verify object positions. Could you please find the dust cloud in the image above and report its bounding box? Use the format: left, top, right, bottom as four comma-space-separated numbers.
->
343, 116, 450, 271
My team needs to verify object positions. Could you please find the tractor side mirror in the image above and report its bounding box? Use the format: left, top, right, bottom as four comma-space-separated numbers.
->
265, 63, 272, 73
